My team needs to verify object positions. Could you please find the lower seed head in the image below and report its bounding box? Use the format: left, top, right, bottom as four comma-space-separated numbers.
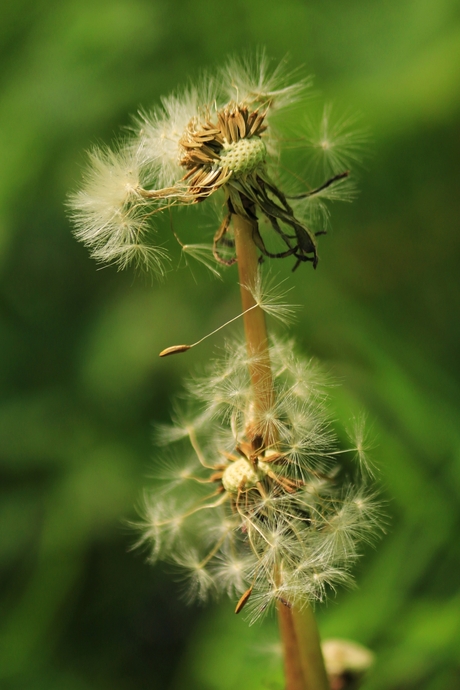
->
222, 457, 270, 493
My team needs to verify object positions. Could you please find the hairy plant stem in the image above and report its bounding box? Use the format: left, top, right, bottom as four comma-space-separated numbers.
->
232, 212, 330, 690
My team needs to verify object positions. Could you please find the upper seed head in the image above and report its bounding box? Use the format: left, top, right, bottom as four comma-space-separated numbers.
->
69, 56, 358, 274
220, 136, 267, 176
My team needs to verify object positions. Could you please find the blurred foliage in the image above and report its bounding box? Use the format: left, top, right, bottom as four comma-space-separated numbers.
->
1, 0, 460, 688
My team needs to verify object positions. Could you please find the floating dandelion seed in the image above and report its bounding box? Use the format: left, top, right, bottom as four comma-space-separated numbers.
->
158, 269, 299, 357
301, 103, 369, 178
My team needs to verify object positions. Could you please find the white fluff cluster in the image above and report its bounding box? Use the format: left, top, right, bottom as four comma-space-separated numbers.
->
139, 338, 382, 622
69, 54, 358, 273
135, 81, 218, 189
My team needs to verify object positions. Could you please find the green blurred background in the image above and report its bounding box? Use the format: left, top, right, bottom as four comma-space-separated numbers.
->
1, 0, 460, 688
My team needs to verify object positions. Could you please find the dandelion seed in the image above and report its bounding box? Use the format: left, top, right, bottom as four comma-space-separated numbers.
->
222, 50, 309, 112
347, 413, 378, 478
245, 270, 300, 325
180, 243, 222, 278
173, 548, 218, 602
301, 103, 369, 178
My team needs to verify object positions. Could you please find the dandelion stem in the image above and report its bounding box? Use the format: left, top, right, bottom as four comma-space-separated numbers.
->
293, 605, 330, 690
233, 212, 330, 690
277, 600, 306, 690
233, 213, 275, 447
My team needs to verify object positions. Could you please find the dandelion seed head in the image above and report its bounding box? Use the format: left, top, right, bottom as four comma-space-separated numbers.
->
138, 337, 382, 615
70, 56, 364, 275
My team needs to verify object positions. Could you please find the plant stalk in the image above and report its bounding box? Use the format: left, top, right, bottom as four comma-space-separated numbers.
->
293, 606, 330, 690
233, 212, 330, 690
277, 600, 308, 690
232, 213, 274, 448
